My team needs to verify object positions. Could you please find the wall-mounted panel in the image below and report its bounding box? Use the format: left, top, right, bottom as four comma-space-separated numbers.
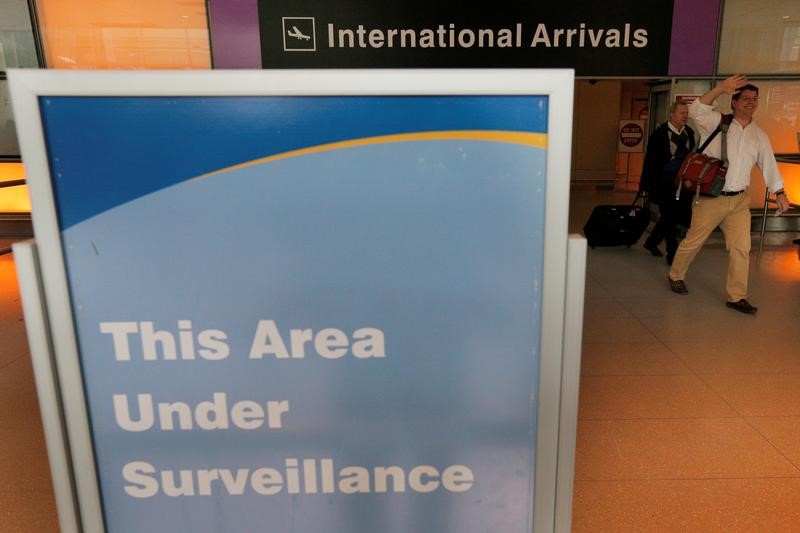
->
35, 0, 211, 69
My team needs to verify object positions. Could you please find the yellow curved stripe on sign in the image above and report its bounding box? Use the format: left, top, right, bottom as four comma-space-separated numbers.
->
196, 131, 547, 181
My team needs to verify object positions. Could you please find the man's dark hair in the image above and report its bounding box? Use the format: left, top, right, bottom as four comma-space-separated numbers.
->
732, 84, 759, 101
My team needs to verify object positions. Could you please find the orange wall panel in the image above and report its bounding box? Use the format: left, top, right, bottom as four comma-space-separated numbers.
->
36, 0, 211, 69
0, 163, 30, 212
778, 163, 800, 207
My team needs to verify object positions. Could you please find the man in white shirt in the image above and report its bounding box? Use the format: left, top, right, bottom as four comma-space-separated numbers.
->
667, 74, 791, 314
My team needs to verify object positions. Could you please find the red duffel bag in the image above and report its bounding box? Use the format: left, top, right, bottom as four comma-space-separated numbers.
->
675, 152, 727, 197
674, 114, 732, 201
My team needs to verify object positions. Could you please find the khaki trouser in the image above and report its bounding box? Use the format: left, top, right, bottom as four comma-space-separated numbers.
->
668, 191, 751, 301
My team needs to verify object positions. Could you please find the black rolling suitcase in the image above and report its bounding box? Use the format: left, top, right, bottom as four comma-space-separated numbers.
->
583, 196, 650, 249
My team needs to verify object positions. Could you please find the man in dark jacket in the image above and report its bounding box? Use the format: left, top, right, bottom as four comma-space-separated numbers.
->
641, 100, 696, 265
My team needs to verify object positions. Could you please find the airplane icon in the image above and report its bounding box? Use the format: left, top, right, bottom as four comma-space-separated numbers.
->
282, 17, 316, 51
287, 26, 311, 41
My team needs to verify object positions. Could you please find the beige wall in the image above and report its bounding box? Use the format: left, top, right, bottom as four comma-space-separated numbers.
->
572, 80, 622, 182
616, 80, 650, 184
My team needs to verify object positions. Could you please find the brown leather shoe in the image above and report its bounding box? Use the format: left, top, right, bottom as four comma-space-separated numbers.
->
668, 278, 688, 295
726, 299, 758, 314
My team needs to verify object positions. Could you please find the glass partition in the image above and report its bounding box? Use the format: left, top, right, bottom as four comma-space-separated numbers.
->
718, 0, 800, 75
0, 78, 19, 158
0, 0, 38, 68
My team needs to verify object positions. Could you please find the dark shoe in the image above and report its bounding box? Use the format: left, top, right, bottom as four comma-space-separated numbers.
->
668, 277, 688, 295
726, 299, 758, 315
644, 241, 664, 257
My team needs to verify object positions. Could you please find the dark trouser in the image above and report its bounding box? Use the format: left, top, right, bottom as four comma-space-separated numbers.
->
646, 200, 679, 257
645, 181, 691, 260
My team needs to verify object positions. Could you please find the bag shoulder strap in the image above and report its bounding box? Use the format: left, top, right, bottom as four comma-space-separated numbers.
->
719, 114, 731, 167
696, 113, 730, 153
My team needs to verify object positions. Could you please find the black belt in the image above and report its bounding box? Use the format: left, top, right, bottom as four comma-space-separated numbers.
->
720, 190, 745, 196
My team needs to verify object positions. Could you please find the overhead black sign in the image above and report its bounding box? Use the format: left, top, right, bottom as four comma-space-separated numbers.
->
258, 0, 674, 76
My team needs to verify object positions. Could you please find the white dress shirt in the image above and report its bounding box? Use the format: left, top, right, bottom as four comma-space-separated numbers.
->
666, 122, 686, 136
689, 99, 784, 194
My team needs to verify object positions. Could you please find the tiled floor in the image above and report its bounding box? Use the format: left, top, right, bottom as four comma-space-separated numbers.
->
1, 188, 799, 531
0, 241, 60, 532
570, 189, 800, 532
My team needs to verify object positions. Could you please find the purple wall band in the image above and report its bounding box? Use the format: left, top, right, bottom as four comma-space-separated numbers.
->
208, 0, 261, 69
669, 0, 721, 76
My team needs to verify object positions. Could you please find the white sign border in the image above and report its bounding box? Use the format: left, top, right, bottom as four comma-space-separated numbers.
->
9, 68, 574, 533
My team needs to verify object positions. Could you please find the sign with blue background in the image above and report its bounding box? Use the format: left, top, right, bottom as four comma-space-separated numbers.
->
41, 95, 548, 532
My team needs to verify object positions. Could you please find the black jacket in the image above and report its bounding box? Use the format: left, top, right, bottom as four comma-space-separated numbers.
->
641, 122, 696, 201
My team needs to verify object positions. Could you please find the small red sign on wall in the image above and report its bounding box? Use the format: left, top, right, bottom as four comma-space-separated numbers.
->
618, 120, 645, 152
